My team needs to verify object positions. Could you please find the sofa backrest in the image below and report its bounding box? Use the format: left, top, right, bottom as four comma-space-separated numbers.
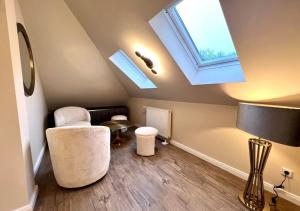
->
87, 106, 129, 125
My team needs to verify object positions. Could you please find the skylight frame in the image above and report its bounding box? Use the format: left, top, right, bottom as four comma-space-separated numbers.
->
149, 9, 245, 85
109, 50, 157, 89
166, 0, 239, 69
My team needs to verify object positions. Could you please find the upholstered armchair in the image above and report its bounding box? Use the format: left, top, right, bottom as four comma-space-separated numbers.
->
46, 126, 110, 188
54, 106, 91, 127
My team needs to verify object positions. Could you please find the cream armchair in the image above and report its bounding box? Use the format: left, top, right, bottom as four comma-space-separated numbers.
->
54, 106, 91, 127
46, 126, 110, 188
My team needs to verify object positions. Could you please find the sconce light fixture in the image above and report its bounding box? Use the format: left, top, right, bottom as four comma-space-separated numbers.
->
135, 51, 157, 74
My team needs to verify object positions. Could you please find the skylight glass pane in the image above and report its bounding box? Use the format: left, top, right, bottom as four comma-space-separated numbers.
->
109, 50, 156, 89
175, 0, 237, 63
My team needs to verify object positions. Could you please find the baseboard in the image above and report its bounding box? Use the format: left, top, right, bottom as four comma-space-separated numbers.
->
14, 204, 31, 211
14, 185, 39, 211
33, 144, 46, 176
29, 185, 39, 210
170, 140, 300, 206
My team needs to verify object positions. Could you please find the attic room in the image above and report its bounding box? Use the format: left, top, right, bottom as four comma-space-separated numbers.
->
1, 0, 300, 210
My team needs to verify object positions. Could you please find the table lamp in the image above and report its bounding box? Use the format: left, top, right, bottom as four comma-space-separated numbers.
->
236, 102, 300, 210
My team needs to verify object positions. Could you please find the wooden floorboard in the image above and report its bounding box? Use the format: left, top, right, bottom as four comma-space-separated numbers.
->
34, 132, 299, 211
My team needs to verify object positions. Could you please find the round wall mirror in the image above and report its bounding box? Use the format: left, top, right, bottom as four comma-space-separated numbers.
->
17, 23, 35, 96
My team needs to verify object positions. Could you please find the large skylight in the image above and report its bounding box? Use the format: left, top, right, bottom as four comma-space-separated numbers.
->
175, 0, 237, 64
149, 0, 245, 85
109, 50, 156, 89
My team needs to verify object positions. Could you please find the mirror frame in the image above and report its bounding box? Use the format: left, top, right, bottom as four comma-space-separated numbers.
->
17, 22, 35, 96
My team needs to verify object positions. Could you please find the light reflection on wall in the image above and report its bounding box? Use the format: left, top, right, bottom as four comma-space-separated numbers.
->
221, 68, 300, 103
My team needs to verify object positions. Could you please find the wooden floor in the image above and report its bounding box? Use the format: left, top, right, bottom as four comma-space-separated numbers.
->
34, 132, 299, 211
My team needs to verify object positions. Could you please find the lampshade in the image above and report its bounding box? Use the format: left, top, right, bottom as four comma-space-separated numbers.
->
237, 102, 300, 147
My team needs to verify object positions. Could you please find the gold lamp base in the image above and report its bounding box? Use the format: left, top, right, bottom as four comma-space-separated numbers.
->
239, 192, 270, 211
239, 138, 272, 211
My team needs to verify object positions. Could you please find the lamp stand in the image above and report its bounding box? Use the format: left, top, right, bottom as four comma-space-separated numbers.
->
239, 138, 272, 210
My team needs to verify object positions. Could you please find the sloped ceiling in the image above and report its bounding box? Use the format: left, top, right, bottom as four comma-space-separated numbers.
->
64, 0, 240, 105
64, 0, 300, 107
19, 0, 129, 110
220, 0, 300, 106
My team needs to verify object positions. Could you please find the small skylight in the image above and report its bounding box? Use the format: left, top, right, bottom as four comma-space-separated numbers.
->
175, 0, 238, 65
109, 50, 157, 89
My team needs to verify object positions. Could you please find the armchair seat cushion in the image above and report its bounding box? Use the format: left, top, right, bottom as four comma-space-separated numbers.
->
111, 115, 127, 121
62, 121, 91, 127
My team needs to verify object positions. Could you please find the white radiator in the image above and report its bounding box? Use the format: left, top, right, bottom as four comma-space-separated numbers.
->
145, 106, 172, 139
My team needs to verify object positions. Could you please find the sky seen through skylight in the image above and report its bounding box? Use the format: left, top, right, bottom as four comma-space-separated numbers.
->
175, 0, 237, 62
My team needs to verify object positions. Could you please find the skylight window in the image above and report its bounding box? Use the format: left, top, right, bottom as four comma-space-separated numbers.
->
174, 0, 237, 65
109, 50, 156, 89
149, 0, 245, 85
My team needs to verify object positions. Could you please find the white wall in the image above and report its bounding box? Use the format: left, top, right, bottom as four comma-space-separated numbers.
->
0, 0, 38, 210
15, 0, 48, 172
128, 98, 300, 201
19, 0, 129, 110
25, 74, 48, 171
0, 1, 28, 208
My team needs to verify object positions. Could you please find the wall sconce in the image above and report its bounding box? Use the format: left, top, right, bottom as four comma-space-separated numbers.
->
135, 51, 157, 74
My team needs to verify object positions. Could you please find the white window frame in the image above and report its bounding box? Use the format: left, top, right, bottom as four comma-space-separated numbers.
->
149, 9, 245, 85
166, 4, 239, 69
